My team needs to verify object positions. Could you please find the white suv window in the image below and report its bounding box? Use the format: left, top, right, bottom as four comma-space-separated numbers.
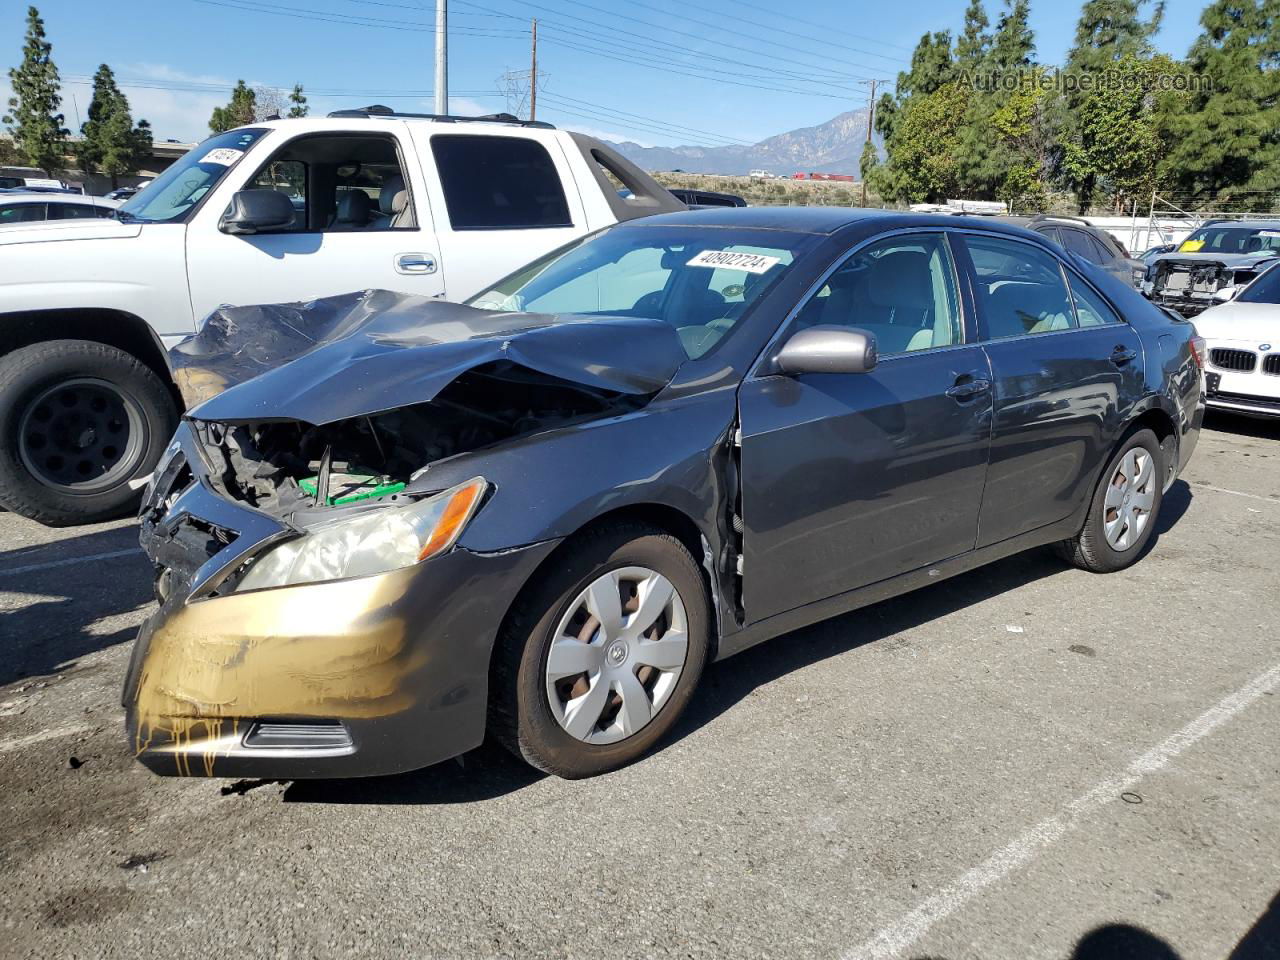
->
431, 134, 572, 230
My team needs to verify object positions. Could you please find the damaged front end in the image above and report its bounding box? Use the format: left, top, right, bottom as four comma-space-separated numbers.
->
1144, 257, 1271, 317
125, 292, 688, 777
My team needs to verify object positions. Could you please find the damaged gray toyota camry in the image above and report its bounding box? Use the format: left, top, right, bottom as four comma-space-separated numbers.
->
125, 208, 1204, 780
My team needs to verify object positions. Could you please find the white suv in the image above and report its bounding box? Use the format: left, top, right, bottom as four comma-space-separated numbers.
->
0, 108, 683, 525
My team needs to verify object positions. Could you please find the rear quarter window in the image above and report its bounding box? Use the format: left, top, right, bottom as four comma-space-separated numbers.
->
431, 134, 572, 230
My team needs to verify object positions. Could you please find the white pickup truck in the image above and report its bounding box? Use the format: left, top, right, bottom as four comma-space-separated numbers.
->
0, 108, 683, 525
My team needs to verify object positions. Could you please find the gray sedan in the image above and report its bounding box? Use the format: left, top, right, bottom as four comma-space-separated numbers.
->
125, 208, 1205, 780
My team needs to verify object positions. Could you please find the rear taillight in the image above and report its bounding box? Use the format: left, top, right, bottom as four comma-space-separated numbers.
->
1189, 335, 1207, 369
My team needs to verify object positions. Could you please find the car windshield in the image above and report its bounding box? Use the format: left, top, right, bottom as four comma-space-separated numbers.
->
1179, 225, 1280, 255
1237, 264, 1280, 304
117, 128, 266, 223
468, 224, 815, 359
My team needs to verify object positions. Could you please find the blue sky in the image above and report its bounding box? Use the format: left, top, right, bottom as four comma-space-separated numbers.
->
5, 0, 1210, 147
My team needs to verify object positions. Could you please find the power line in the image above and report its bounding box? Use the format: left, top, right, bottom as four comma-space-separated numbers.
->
539, 92, 753, 145
538, 34, 855, 99
450, 0, 864, 93
192, 0, 528, 36
537, 94, 749, 146
703, 0, 917, 53
456, 0, 879, 85
512, 0, 901, 78
570, 0, 909, 66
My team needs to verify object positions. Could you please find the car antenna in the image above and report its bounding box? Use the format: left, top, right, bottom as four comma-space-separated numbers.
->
315, 445, 333, 506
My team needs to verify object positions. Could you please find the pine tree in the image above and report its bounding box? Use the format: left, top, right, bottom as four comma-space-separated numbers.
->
209, 80, 257, 133
1166, 0, 1280, 206
1062, 0, 1164, 208
956, 0, 991, 68
77, 64, 151, 188
287, 84, 308, 118
951, 0, 1039, 201
3, 6, 68, 176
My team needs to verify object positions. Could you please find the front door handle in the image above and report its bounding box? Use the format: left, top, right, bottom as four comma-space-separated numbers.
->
1110, 346, 1138, 366
946, 378, 992, 401
396, 253, 437, 275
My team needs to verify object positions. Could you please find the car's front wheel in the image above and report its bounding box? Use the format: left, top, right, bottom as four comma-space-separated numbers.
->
1056, 427, 1164, 573
0, 340, 178, 526
491, 522, 710, 778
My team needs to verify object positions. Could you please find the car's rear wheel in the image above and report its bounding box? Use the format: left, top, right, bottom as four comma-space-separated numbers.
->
0, 340, 178, 526
490, 522, 710, 778
1056, 428, 1164, 573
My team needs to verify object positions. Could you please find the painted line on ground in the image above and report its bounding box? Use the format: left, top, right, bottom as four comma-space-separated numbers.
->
0, 724, 93, 756
1192, 482, 1279, 505
842, 661, 1280, 960
0, 548, 141, 579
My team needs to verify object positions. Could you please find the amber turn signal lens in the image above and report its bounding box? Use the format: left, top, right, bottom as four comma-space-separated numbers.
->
418, 480, 486, 562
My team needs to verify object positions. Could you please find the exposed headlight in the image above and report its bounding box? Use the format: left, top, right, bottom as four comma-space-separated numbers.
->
234, 478, 487, 592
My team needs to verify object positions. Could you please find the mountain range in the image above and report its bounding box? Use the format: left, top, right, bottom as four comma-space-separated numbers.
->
601, 109, 879, 177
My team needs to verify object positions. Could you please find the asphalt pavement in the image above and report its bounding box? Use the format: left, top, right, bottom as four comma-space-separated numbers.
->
1, 413, 1278, 960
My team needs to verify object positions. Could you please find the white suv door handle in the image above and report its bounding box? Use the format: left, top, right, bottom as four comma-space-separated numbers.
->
396, 253, 437, 275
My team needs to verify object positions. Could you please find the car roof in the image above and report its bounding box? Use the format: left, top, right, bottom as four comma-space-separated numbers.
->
621, 206, 1057, 239
1197, 220, 1280, 230
0, 191, 102, 202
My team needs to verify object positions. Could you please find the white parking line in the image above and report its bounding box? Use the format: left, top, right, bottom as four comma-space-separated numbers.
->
0, 724, 92, 756
1192, 482, 1280, 505
0, 547, 141, 579
842, 661, 1280, 960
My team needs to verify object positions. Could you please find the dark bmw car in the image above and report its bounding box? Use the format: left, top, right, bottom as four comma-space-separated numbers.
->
125, 208, 1204, 780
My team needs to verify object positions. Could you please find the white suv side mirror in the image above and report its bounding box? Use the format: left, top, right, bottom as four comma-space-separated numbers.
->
1213, 286, 1238, 303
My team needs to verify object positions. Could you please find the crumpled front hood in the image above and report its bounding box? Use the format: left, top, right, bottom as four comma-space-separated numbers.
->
0, 217, 142, 246
179, 289, 689, 424
1150, 251, 1279, 270
1192, 301, 1280, 342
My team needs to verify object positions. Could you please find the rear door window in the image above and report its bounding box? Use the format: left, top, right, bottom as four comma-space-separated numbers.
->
0, 203, 46, 224
431, 134, 572, 230
1060, 229, 1100, 263
49, 203, 101, 220
965, 234, 1077, 340
1066, 274, 1123, 327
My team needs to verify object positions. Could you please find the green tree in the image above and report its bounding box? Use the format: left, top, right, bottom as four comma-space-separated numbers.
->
952, 0, 1039, 201
1165, 0, 1280, 206
76, 64, 152, 188
1062, 54, 1188, 210
3, 6, 68, 176
287, 83, 308, 118
209, 80, 257, 133
956, 0, 991, 68
1062, 0, 1164, 208
868, 82, 971, 203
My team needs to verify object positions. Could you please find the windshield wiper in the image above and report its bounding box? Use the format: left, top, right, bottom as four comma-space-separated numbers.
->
114, 209, 152, 223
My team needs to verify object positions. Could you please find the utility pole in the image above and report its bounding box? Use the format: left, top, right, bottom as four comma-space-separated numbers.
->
860, 77, 876, 207
529, 18, 538, 121
434, 0, 448, 115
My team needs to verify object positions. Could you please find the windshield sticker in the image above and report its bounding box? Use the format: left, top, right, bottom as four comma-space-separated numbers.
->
1179, 239, 1204, 252
687, 250, 782, 274
200, 148, 244, 166
1257, 231, 1280, 238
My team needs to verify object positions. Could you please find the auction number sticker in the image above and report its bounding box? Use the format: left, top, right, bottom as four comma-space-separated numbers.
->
200, 148, 245, 166
1258, 231, 1280, 238
687, 250, 782, 274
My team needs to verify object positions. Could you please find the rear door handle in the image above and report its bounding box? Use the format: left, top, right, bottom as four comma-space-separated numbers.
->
1110, 346, 1138, 366
396, 253, 437, 275
945, 378, 992, 401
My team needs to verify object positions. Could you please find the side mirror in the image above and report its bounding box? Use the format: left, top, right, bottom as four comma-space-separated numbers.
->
1213, 286, 1238, 303
776, 325, 878, 375
219, 189, 296, 235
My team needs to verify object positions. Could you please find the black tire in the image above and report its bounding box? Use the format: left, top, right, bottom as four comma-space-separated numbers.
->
1056, 428, 1164, 573
490, 522, 711, 779
0, 340, 178, 527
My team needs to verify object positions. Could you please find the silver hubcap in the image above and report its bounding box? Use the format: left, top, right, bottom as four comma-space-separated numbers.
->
545, 566, 689, 745
1104, 447, 1155, 551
